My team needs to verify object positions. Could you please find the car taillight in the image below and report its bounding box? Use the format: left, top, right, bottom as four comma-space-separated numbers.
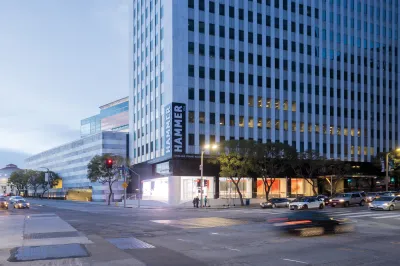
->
284, 220, 312, 225
267, 217, 288, 223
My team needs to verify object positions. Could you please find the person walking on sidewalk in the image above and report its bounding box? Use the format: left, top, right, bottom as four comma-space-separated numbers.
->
192, 197, 196, 208
204, 196, 208, 207
195, 196, 200, 208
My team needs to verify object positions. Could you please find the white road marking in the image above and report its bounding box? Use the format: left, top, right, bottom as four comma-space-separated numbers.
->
226, 247, 240, 251
372, 214, 400, 219
282, 258, 309, 264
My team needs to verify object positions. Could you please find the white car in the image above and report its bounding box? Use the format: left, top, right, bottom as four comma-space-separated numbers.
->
289, 197, 325, 210
9, 196, 25, 204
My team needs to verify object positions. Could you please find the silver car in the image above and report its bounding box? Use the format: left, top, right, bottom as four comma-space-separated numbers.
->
260, 198, 290, 208
369, 196, 400, 211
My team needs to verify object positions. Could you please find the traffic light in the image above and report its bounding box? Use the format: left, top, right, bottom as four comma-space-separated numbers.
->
196, 179, 201, 187
347, 178, 352, 183
105, 158, 113, 169
390, 177, 395, 183
204, 180, 209, 187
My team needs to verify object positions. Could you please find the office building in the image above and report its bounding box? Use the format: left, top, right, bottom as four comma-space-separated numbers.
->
130, 0, 399, 204
81, 97, 129, 138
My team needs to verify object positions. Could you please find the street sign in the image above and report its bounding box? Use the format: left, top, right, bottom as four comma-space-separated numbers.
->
122, 182, 128, 189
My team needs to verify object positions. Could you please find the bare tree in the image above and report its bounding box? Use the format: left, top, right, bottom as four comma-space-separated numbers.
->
325, 161, 351, 195
292, 150, 326, 196
254, 143, 297, 200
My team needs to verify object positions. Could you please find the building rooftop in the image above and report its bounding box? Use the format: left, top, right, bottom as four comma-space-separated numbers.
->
99, 97, 129, 110
0, 164, 19, 171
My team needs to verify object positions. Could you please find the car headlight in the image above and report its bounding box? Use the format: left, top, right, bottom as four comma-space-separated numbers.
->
329, 199, 332, 202
19, 204, 22, 206
339, 199, 345, 202
382, 203, 388, 206
26, 203, 30, 206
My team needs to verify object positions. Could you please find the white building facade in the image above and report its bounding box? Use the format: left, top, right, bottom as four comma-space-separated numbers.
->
130, 0, 400, 205
25, 132, 128, 202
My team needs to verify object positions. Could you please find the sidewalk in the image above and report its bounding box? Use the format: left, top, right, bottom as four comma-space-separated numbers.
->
28, 198, 262, 211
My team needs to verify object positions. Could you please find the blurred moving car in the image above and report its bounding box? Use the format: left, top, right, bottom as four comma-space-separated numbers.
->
289, 197, 324, 210
329, 192, 366, 207
0, 198, 9, 209
260, 198, 290, 209
369, 196, 400, 211
381, 191, 399, 197
268, 211, 354, 237
13, 200, 30, 209
9, 196, 25, 204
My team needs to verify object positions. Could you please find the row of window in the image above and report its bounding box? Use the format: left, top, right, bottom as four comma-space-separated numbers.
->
188, 89, 397, 106
188, 43, 397, 73
187, 65, 398, 88
189, 0, 397, 24
187, 134, 376, 156
187, 112, 394, 138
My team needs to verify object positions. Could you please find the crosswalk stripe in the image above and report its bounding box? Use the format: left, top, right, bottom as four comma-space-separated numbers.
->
372, 214, 400, 219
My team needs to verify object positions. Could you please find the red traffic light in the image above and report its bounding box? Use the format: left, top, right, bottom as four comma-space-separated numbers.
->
105, 158, 113, 169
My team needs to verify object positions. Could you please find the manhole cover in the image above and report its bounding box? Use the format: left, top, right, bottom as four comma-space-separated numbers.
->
24, 231, 82, 239
106, 237, 155, 249
8, 244, 89, 262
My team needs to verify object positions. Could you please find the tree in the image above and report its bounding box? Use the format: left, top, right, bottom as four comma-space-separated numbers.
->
325, 161, 351, 194
292, 150, 326, 196
254, 142, 297, 200
213, 140, 256, 206
26, 170, 42, 197
8, 170, 29, 195
40, 171, 61, 198
87, 154, 125, 205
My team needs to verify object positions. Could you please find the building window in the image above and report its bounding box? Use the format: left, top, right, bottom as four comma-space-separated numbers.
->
188, 88, 194, 100
189, 111, 195, 123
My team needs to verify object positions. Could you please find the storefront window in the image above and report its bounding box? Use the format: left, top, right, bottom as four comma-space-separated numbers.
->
219, 178, 252, 199
142, 177, 169, 201
181, 176, 214, 202
291, 178, 304, 196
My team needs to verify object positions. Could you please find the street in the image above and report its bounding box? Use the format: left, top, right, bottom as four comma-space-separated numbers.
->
1, 200, 400, 265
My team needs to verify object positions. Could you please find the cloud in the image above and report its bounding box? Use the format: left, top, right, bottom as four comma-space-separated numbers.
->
0, 149, 32, 169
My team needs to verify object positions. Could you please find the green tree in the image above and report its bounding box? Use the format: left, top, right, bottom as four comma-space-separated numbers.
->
213, 140, 256, 206
87, 154, 125, 205
26, 170, 42, 197
292, 150, 326, 196
8, 170, 29, 195
40, 171, 61, 198
254, 142, 297, 200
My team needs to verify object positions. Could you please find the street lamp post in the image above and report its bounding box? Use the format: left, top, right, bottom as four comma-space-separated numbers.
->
200, 144, 218, 208
39, 167, 50, 199
385, 148, 400, 191
125, 166, 141, 208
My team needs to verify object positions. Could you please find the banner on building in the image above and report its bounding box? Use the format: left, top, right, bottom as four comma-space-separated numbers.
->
164, 102, 186, 157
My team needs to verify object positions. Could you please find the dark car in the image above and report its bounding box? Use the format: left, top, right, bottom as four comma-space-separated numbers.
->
13, 200, 30, 209
0, 198, 8, 209
260, 198, 290, 208
268, 211, 354, 237
317, 195, 330, 205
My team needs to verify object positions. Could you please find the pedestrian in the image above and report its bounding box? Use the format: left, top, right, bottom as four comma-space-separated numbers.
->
193, 197, 196, 208
195, 196, 200, 208
204, 196, 208, 207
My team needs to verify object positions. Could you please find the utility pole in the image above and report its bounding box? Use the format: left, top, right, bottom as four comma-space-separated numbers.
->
126, 166, 141, 208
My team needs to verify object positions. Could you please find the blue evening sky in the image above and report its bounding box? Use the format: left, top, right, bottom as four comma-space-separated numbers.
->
0, 0, 131, 168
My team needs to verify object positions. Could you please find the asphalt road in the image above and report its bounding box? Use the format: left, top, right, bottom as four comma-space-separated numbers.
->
1, 199, 400, 265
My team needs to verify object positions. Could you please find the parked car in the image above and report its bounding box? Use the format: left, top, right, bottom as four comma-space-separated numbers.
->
9, 196, 25, 204
0, 198, 8, 209
369, 196, 400, 211
366, 192, 380, 202
13, 200, 30, 209
316, 195, 330, 205
268, 211, 355, 237
260, 198, 290, 209
289, 197, 325, 210
381, 191, 399, 197
330, 192, 366, 207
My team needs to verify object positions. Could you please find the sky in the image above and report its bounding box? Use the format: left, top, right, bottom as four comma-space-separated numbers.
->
0, 0, 131, 168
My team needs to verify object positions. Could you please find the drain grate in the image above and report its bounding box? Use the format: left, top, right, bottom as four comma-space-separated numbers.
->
106, 237, 155, 250
8, 244, 89, 262
24, 231, 82, 239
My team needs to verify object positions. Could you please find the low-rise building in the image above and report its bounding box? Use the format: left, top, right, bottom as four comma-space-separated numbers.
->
0, 164, 21, 195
